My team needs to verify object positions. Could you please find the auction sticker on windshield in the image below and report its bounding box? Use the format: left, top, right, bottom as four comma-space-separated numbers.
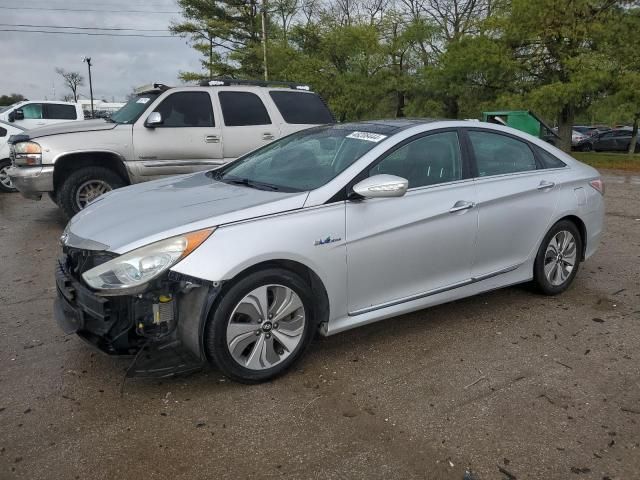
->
346, 132, 387, 142
136, 97, 151, 104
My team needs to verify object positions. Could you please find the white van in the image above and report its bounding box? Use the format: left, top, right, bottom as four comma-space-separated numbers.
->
0, 101, 84, 130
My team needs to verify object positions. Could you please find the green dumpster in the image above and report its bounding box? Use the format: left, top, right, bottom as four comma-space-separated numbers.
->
482, 110, 558, 143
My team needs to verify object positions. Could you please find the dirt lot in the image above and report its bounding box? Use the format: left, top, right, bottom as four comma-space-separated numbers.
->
1, 171, 639, 480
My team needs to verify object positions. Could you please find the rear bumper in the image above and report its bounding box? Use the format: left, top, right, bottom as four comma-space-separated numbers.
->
7, 165, 54, 199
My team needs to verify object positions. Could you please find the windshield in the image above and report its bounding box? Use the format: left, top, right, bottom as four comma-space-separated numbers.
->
110, 93, 159, 124
0, 102, 21, 114
212, 126, 387, 192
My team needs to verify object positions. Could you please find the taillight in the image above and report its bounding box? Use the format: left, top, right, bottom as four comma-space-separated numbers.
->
589, 178, 605, 195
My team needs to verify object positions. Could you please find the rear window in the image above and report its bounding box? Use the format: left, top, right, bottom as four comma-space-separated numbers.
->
218, 91, 271, 126
45, 104, 78, 120
269, 91, 334, 124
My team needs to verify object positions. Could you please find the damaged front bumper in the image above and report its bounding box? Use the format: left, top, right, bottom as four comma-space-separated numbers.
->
54, 252, 219, 378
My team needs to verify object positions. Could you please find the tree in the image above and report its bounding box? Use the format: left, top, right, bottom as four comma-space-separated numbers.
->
0, 93, 26, 106
170, 0, 264, 80
55, 68, 84, 102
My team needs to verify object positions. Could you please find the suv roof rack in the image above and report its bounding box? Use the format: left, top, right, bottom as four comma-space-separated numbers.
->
199, 77, 310, 91
134, 83, 172, 95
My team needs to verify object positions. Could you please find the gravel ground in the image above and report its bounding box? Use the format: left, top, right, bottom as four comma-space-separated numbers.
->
0, 171, 638, 480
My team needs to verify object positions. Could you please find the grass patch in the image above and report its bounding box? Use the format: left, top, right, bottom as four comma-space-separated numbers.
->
572, 152, 640, 171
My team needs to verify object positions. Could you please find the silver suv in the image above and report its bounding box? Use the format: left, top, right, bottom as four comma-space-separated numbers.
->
8, 79, 334, 218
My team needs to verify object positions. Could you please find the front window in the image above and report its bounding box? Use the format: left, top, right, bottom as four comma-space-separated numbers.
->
22, 103, 43, 119
212, 126, 387, 192
110, 93, 159, 124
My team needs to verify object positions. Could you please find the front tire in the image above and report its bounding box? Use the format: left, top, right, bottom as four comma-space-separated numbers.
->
533, 220, 582, 295
0, 159, 17, 192
57, 166, 125, 219
205, 268, 317, 383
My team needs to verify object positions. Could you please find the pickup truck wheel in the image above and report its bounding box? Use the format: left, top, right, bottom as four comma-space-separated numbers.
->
58, 166, 125, 219
0, 159, 17, 192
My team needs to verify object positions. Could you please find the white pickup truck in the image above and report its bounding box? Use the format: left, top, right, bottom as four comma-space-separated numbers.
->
0, 101, 84, 130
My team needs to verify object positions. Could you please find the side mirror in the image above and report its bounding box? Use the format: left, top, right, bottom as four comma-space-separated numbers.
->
144, 111, 163, 128
352, 174, 408, 199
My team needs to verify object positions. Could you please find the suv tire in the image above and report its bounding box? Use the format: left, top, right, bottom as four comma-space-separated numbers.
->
533, 220, 582, 295
57, 166, 125, 219
205, 268, 317, 384
0, 159, 17, 192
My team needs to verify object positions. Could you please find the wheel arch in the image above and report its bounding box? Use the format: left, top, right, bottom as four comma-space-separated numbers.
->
52, 151, 131, 192
557, 214, 588, 260
217, 259, 331, 329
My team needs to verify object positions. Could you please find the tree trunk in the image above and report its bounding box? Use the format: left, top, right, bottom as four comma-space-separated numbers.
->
396, 90, 405, 118
557, 104, 574, 153
628, 112, 639, 155
444, 96, 459, 119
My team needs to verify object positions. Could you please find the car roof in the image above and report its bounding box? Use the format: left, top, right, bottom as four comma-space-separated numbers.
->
333, 118, 440, 135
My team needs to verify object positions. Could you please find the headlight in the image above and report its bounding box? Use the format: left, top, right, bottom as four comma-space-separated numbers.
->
13, 142, 42, 166
82, 228, 214, 291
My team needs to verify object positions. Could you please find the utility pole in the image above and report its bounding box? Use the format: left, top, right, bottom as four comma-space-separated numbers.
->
83, 56, 94, 118
261, 0, 268, 81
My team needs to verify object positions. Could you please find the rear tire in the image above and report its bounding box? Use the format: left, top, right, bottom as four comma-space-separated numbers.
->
0, 159, 17, 192
533, 220, 582, 295
205, 268, 317, 384
57, 166, 125, 220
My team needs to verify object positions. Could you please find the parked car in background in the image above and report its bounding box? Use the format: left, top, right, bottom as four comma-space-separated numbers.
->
0, 120, 25, 192
592, 128, 639, 153
54, 119, 605, 383
572, 129, 595, 151
0, 101, 83, 129
8, 79, 335, 219
573, 125, 599, 138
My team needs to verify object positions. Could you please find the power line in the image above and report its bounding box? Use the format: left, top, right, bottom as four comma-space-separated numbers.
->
0, 23, 169, 32
0, 6, 180, 13
0, 29, 176, 38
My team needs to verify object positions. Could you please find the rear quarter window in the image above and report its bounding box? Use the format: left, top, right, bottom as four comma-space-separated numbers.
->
534, 146, 566, 169
45, 104, 78, 120
269, 91, 334, 124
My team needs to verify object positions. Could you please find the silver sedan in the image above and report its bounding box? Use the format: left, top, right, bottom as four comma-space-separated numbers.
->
54, 120, 605, 383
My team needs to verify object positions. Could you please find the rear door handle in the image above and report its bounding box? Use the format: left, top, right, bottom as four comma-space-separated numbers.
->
205, 135, 220, 143
449, 200, 476, 213
537, 180, 555, 190
262, 133, 275, 140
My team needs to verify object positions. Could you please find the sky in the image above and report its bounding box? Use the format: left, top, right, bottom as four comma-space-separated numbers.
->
0, 0, 202, 102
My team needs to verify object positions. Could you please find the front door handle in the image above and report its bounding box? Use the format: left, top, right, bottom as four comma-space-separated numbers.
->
537, 180, 555, 190
205, 135, 220, 143
262, 133, 275, 140
449, 200, 476, 213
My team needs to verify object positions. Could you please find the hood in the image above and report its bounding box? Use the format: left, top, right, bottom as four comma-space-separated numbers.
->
67, 172, 308, 253
18, 119, 117, 141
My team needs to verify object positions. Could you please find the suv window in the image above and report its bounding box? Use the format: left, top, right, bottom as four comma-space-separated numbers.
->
468, 130, 537, 176
21, 103, 43, 119
44, 104, 78, 120
269, 91, 334, 124
369, 131, 462, 188
219, 92, 271, 126
0, 127, 6, 137
153, 91, 214, 127
534, 145, 566, 169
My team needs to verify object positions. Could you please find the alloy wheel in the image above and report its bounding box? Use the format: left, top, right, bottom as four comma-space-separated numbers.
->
226, 284, 306, 370
75, 179, 111, 209
0, 164, 14, 190
543, 230, 577, 286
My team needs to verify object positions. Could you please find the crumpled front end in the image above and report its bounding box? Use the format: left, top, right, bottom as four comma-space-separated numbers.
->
54, 246, 217, 377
